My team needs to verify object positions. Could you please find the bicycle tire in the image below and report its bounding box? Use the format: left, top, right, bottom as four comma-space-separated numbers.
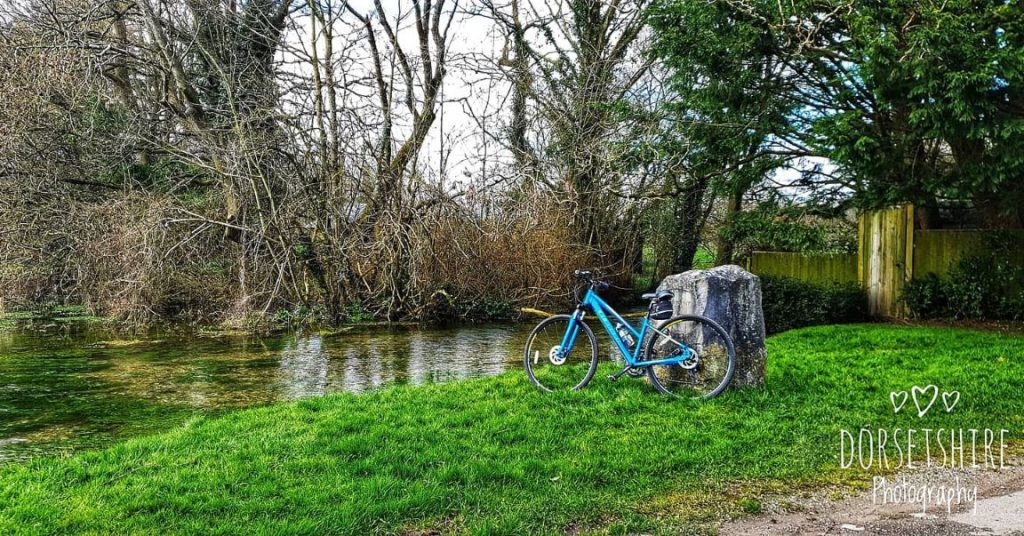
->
524, 314, 599, 392
644, 314, 736, 399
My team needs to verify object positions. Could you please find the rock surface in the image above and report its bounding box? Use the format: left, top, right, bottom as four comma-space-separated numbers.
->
657, 264, 767, 388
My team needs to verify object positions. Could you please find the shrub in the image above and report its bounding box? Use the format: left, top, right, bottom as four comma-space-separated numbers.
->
946, 252, 1024, 320
760, 276, 867, 334
902, 244, 1024, 321
74, 194, 239, 324
412, 193, 594, 315
457, 296, 518, 322
343, 302, 375, 323
723, 201, 858, 258
901, 274, 949, 319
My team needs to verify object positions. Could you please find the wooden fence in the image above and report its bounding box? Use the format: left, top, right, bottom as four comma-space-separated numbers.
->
913, 229, 1024, 277
858, 205, 914, 317
748, 204, 1024, 318
747, 252, 857, 284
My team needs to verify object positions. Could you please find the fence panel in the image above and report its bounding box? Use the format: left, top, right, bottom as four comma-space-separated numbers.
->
747, 205, 1023, 319
914, 230, 1024, 277
747, 252, 858, 284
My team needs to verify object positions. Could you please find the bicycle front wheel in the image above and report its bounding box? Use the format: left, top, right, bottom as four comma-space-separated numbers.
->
644, 315, 735, 399
524, 315, 599, 392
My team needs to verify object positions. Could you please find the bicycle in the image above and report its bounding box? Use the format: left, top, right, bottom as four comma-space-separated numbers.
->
524, 270, 736, 398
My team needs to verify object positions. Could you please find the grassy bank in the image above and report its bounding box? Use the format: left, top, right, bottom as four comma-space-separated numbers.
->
2, 325, 1023, 534
0, 306, 108, 331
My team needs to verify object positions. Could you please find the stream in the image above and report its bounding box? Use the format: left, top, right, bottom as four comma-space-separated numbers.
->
0, 322, 532, 464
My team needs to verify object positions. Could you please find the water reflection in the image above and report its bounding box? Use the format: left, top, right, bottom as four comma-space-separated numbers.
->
278, 336, 330, 399
0, 323, 529, 463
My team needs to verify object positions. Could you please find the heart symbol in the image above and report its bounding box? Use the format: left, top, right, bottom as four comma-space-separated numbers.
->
890, 391, 909, 414
942, 391, 960, 413
911, 385, 939, 417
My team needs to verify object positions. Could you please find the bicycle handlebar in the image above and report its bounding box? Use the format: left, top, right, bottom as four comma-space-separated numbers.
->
573, 270, 609, 291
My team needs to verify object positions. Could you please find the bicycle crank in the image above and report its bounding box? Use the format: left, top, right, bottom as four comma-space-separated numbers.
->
608, 366, 644, 381
626, 366, 646, 378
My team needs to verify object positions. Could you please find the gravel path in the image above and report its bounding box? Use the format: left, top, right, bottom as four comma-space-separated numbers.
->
719, 464, 1024, 535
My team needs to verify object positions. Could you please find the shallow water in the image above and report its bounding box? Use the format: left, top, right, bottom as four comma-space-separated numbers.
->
0, 323, 531, 464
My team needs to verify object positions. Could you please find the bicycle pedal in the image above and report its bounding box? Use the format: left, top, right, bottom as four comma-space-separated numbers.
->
607, 375, 618, 382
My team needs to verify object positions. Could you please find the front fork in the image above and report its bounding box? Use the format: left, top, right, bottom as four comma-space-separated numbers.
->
556, 308, 585, 359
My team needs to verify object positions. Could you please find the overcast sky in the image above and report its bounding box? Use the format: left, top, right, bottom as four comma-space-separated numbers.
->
280, 1, 507, 192
279, 0, 835, 201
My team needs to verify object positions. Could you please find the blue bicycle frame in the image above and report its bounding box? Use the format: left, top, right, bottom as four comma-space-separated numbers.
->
558, 287, 691, 367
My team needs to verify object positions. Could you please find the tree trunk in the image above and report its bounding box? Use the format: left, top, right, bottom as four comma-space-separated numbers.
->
715, 187, 743, 265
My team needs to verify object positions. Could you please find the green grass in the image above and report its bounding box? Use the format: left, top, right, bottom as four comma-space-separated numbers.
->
634, 246, 716, 291
0, 306, 107, 331
633, 245, 658, 291
692, 247, 715, 269
1, 324, 1023, 535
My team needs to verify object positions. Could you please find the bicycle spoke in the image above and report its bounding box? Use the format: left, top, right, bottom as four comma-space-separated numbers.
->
524, 315, 598, 392
644, 316, 735, 399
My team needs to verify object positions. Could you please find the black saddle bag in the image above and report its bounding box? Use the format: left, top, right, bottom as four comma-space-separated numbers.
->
648, 294, 673, 320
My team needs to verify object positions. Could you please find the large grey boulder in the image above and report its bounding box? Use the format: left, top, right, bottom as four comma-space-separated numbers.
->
657, 264, 767, 388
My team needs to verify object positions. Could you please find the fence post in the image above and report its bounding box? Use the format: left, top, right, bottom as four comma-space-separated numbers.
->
858, 204, 914, 318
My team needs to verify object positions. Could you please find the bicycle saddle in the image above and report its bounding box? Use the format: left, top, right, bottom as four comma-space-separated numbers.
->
641, 290, 673, 301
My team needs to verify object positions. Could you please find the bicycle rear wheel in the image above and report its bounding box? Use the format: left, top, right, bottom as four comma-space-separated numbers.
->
644, 315, 735, 399
524, 315, 599, 392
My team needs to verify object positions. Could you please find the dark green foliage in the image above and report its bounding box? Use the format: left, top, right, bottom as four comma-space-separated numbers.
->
725, 202, 857, 257
418, 284, 519, 323
649, 0, 793, 270
945, 256, 1013, 319
832, 0, 1024, 222
343, 302, 375, 323
901, 275, 949, 319
903, 240, 1024, 320
651, 0, 1024, 226
457, 296, 518, 322
760, 276, 867, 334
273, 302, 376, 326
650, 0, 790, 184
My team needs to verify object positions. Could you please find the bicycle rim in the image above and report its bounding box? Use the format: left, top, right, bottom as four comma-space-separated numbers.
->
524, 315, 599, 392
644, 315, 735, 399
